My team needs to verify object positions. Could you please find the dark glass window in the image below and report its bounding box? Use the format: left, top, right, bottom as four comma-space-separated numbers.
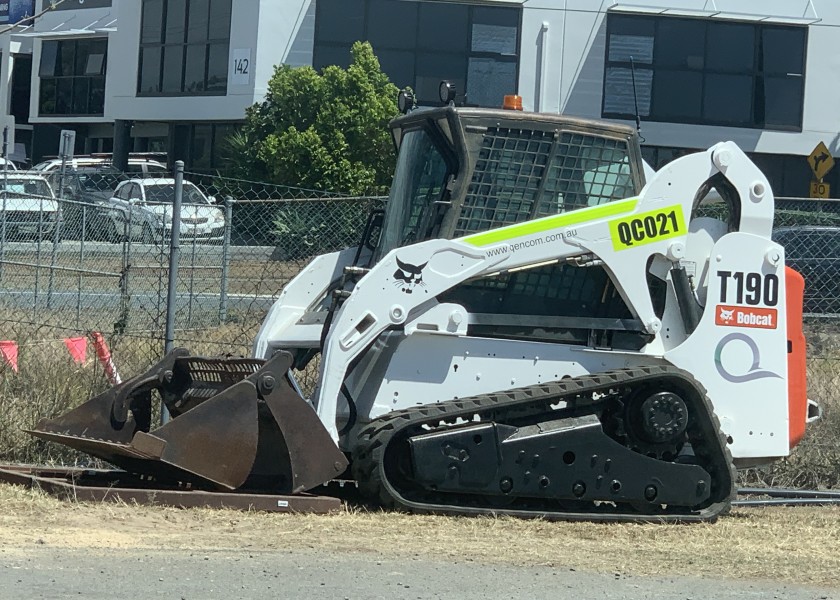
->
183, 44, 206, 92
317, 0, 365, 44
603, 14, 807, 131
655, 19, 703, 69
706, 23, 754, 72
138, 46, 162, 94
367, 0, 417, 49
138, 0, 232, 96
418, 3, 468, 52
208, 0, 232, 40
141, 0, 164, 43
171, 122, 242, 172
187, 0, 210, 43
652, 70, 702, 121
161, 45, 184, 92
314, 0, 520, 106
39, 38, 107, 116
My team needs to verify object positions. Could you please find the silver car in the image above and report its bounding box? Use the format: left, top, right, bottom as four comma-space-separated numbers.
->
108, 178, 226, 243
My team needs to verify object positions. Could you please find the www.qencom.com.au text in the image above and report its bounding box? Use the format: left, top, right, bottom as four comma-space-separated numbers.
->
484, 229, 578, 257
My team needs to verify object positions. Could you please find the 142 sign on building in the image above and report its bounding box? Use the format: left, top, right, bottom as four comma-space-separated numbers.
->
230, 49, 252, 86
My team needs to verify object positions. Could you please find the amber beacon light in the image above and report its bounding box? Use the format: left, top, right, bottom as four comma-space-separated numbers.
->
503, 95, 523, 110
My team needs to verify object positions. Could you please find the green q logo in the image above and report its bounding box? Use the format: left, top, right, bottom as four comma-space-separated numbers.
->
714, 333, 781, 383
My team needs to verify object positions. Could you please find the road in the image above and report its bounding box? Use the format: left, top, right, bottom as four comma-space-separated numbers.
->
0, 547, 834, 600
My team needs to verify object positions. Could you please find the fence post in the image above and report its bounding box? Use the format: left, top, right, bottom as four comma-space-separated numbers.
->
187, 234, 196, 326
76, 204, 86, 329
219, 196, 233, 324
47, 141, 70, 308
0, 126, 8, 282
116, 199, 134, 333
47, 140, 69, 308
162, 161, 184, 423
164, 161, 184, 354
34, 195, 44, 316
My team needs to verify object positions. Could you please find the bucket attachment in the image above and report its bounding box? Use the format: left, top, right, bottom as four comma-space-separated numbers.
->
28, 350, 348, 492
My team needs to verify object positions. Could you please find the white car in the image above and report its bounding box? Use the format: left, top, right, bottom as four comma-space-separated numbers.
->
33, 156, 168, 177
0, 158, 18, 171
108, 178, 226, 242
0, 173, 59, 240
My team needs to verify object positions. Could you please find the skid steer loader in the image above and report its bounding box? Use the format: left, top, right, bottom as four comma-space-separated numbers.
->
30, 99, 815, 522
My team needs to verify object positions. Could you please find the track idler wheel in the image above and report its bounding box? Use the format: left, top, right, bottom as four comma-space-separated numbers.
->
28, 350, 347, 492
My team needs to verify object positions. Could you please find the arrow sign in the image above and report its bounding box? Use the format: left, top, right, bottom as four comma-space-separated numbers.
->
808, 142, 835, 181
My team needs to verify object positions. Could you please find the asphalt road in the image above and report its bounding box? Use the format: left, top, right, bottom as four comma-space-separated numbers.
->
0, 548, 835, 600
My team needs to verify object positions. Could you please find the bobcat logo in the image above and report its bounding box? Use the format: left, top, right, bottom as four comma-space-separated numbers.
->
718, 307, 735, 323
393, 257, 427, 294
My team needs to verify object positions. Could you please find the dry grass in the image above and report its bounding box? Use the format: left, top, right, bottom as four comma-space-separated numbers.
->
739, 322, 840, 489
1, 318, 839, 487
0, 484, 838, 586
0, 320, 266, 465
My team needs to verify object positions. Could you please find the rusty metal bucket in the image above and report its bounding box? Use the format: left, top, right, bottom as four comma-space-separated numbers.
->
27, 350, 348, 492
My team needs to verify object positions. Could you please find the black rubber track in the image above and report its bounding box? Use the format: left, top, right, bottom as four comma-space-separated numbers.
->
352, 365, 736, 523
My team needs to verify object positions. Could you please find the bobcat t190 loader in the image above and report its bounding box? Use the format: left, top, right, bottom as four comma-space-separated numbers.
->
31, 99, 815, 522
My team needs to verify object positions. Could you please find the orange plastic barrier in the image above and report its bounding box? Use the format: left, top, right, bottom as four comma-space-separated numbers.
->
89, 332, 121, 385
785, 267, 807, 449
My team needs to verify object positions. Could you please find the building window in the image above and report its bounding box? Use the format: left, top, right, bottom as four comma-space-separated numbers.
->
170, 122, 240, 172
39, 38, 107, 116
603, 14, 807, 131
138, 0, 232, 96
314, 0, 520, 106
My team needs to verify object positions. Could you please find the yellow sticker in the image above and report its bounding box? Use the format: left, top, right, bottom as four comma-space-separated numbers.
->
609, 205, 686, 250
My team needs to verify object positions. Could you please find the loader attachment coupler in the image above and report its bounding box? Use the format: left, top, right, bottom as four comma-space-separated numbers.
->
28, 350, 348, 493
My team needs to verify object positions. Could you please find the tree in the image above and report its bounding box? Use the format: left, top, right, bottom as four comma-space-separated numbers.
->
224, 42, 399, 195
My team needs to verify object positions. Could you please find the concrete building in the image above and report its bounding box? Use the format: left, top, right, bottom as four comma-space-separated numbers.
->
0, 0, 838, 196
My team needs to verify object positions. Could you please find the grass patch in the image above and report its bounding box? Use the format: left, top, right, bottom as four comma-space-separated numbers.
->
0, 484, 838, 586
0, 312, 838, 491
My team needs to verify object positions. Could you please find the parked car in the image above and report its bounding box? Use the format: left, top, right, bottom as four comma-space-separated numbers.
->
0, 158, 18, 171
773, 226, 840, 314
32, 155, 168, 177
106, 178, 226, 243
42, 166, 129, 240
0, 173, 59, 240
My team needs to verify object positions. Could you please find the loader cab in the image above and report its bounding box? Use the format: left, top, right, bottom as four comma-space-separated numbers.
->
375, 106, 656, 349
377, 106, 646, 256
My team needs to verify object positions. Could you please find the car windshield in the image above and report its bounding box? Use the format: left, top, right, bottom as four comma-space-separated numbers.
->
1, 179, 51, 197
31, 162, 51, 171
144, 183, 208, 204
79, 172, 128, 191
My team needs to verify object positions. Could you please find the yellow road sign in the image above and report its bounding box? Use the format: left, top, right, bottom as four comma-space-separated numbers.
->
808, 142, 835, 181
810, 181, 831, 199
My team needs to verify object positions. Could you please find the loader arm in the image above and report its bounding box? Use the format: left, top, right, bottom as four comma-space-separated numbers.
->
315, 142, 774, 441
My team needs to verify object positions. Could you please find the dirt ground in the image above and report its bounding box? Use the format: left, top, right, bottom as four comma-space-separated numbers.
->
0, 484, 838, 593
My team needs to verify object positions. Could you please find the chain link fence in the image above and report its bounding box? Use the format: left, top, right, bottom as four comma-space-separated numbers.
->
0, 164, 384, 462
0, 170, 838, 486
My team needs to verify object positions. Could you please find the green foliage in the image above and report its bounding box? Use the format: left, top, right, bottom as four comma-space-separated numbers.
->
224, 42, 399, 196
272, 200, 376, 260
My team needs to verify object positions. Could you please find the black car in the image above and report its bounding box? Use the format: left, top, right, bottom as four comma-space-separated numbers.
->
45, 167, 129, 240
773, 226, 840, 315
